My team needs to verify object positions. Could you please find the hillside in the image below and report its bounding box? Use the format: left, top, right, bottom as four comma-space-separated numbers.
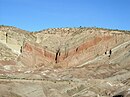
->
0, 25, 130, 97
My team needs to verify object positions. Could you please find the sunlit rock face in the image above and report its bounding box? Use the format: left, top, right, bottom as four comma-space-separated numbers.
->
0, 25, 130, 97
19, 27, 130, 68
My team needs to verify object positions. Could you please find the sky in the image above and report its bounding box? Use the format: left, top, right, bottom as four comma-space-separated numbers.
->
0, 0, 130, 31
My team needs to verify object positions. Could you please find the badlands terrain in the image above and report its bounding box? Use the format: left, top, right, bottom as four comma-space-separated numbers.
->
0, 25, 130, 97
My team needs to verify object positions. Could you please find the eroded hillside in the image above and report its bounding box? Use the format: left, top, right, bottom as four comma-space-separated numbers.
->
0, 25, 130, 97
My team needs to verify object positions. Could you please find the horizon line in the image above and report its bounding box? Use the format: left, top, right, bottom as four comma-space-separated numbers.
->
0, 24, 130, 33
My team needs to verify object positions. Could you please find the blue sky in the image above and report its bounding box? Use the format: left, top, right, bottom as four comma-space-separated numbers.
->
0, 0, 130, 31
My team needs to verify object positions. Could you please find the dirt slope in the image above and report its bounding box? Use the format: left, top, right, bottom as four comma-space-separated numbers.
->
0, 25, 130, 97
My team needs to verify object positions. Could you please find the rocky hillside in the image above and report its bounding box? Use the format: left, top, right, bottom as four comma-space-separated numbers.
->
0, 25, 130, 97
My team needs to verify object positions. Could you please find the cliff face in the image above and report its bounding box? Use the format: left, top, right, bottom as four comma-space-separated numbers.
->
0, 26, 130, 97
17, 27, 130, 68
0, 26, 130, 68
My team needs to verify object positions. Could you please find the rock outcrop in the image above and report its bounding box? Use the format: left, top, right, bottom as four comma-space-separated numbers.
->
0, 25, 130, 68
0, 25, 130, 97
